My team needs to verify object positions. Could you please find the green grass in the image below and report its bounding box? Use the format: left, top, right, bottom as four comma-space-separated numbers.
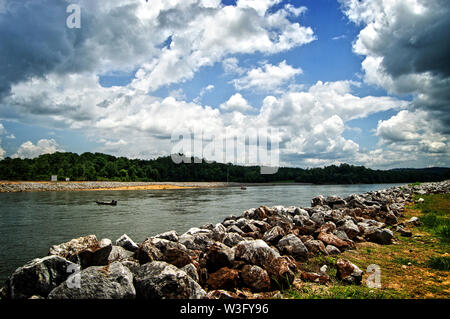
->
426, 256, 450, 271
282, 284, 406, 299
392, 257, 420, 266
415, 194, 450, 244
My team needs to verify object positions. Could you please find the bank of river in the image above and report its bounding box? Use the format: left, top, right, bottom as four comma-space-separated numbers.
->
0, 183, 404, 283
0, 181, 237, 192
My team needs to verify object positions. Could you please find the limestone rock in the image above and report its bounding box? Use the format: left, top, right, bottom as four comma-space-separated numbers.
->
8, 255, 76, 299
134, 261, 206, 299
48, 262, 135, 299
277, 234, 308, 260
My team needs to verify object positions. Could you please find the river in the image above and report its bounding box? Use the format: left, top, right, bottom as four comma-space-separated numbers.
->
0, 183, 404, 282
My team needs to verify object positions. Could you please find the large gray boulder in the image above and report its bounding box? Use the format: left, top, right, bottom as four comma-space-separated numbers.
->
108, 246, 134, 263
48, 262, 135, 299
134, 261, 206, 299
262, 226, 285, 245
223, 232, 245, 247
233, 240, 280, 269
364, 227, 394, 245
277, 234, 308, 260
338, 219, 360, 239
8, 255, 76, 299
204, 242, 234, 272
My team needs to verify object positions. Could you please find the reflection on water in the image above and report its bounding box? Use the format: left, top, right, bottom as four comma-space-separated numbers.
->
0, 183, 404, 282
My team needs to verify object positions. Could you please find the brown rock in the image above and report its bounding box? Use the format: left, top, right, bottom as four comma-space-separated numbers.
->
316, 221, 336, 234
304, 239, 328, 255
267, 256, 296, 288
240, 265, 271, 292
205, 242, 234, 273
207, 267, 240, 290
134, 239, 163, 264
77, 238, 113, 268
49, 235, 98, 261
300, 271, 330, 284
163, 248, 193, 268
336, 258, 363, 285
317, 232, 354, 250
262, 226, 285, 244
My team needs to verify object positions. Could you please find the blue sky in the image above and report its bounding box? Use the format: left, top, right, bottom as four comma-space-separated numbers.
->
0, 0, 448, 169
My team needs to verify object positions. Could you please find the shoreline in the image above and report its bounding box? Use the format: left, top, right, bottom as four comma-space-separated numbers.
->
0, 181, 314, 193
1, 180, 448, 299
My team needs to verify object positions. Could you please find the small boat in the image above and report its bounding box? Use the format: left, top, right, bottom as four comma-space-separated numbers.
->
240, 186, 247, 190
95, 200, 117, 206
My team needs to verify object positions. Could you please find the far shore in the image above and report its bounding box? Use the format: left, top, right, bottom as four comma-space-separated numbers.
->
0, 181, 313, 193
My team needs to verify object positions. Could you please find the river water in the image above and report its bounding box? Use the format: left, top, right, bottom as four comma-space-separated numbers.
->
0, 183, 404, 282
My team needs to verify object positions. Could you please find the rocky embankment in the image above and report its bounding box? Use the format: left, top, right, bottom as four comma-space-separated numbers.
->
1, 181, 448, 299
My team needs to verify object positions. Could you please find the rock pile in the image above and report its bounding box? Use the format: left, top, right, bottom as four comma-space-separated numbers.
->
1, 181, 449, 299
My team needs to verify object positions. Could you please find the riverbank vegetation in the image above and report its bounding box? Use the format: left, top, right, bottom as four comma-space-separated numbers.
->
278, 193, 450, 299
0, 152, 448, 184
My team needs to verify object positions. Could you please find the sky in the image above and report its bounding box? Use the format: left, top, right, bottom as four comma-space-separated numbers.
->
0, 0, 449, 169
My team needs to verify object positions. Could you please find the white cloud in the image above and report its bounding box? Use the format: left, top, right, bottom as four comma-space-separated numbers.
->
222, 57, 245, 75
236, 0, 282, 16
220, 93, 255, 112
284, 4, 307, 17
129, 3, 315, 93
12, 139, 64, 159
0, 123, 5, 135
233, 60, 302, 92
376, 110, 448, 154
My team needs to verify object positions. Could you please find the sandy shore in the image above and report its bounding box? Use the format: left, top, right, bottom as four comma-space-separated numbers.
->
0, 181, 239, 193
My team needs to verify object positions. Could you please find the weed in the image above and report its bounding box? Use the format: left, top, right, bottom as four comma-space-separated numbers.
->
426, 256, 450, 271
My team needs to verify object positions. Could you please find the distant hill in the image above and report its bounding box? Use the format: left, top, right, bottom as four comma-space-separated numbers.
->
0, 152, 448, 184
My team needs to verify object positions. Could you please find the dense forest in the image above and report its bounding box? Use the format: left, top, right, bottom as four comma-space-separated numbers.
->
0, 152, 448, 184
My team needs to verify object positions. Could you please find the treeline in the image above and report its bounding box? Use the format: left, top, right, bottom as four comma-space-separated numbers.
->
0, 152, 448, 184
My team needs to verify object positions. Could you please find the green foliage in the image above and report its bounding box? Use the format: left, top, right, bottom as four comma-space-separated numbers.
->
0, 152, 448, 183
426, 256, 450, 271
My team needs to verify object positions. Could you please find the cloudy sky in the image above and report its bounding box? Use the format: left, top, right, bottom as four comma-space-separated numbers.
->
0, 0, 448, 169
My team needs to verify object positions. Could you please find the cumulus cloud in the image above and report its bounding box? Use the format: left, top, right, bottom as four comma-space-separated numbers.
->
232, 60, 302, 92
220, 93, 255, 112
339, 0, 450, 167
12, 139, 64, 159
340, 0, 450, 129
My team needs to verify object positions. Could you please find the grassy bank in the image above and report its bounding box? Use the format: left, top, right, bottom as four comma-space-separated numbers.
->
276, 193, 450, 299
